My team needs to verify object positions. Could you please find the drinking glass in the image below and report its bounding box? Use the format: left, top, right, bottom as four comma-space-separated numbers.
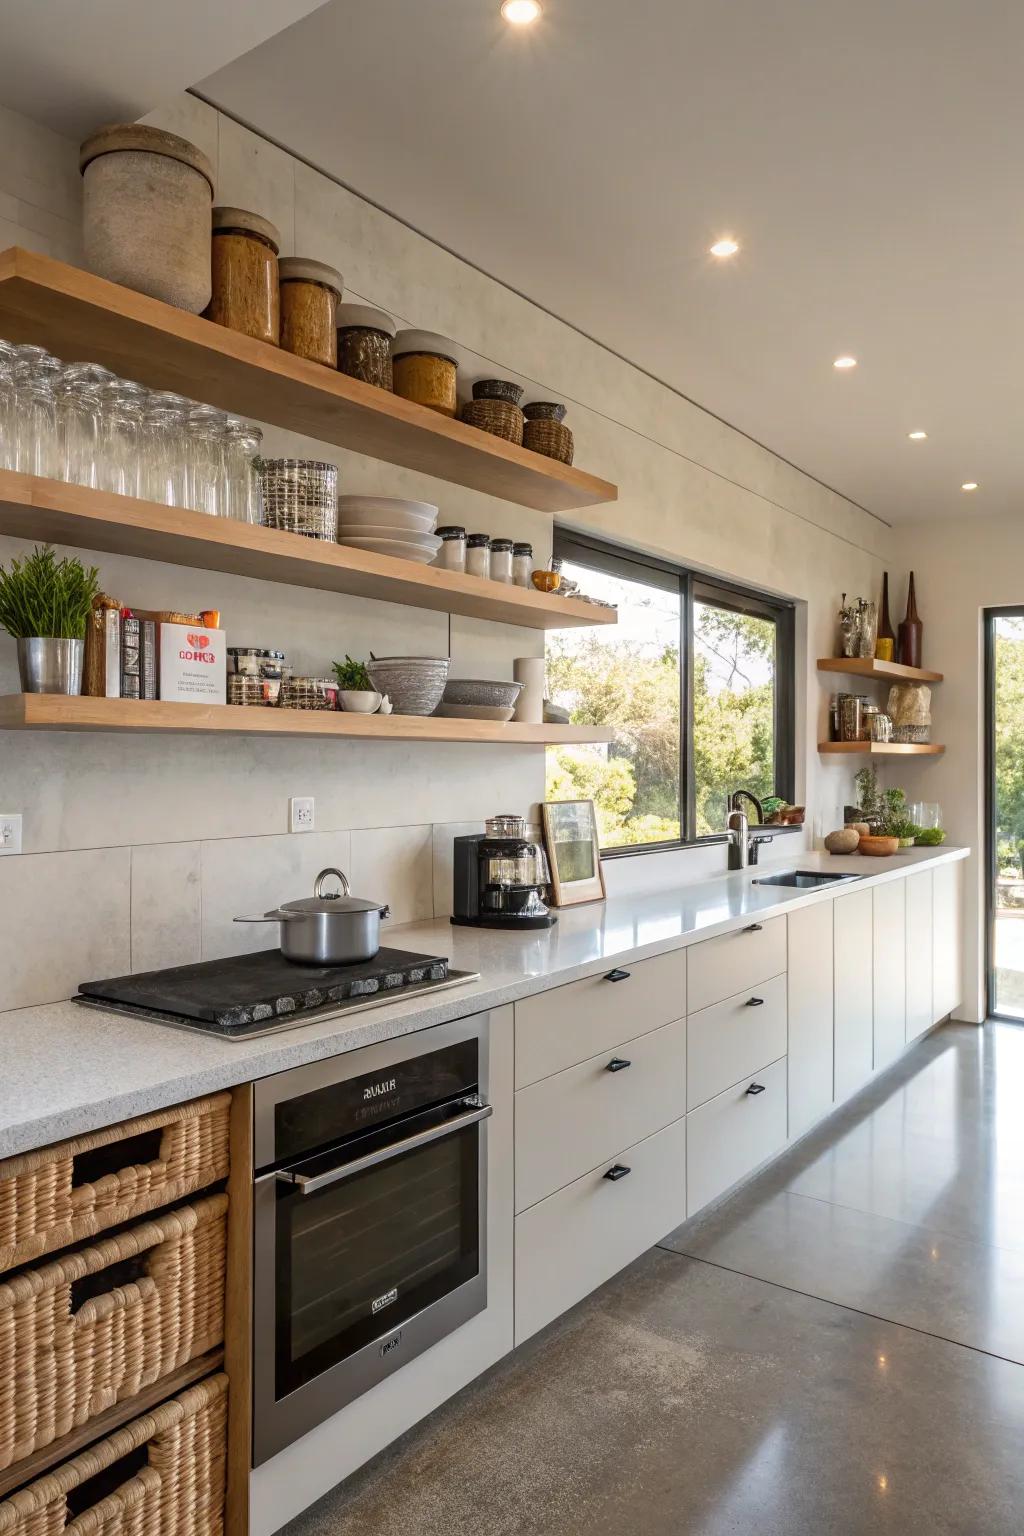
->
15, 377, 59, 478
98, 380, 148, 498
0, 359, 15, 472
223, 420, 263, 521
186, 403, 228, 515
57, 375, 104, 488
141, 394, 188, 507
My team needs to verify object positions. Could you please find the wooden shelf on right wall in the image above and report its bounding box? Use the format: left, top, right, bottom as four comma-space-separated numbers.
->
817, 741, 945, 757
817, 657, 943, 684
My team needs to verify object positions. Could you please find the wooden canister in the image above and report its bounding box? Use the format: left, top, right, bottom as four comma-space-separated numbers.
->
392, 330, 458, 416
208, 207, 281, 344
279, 257, 343, 367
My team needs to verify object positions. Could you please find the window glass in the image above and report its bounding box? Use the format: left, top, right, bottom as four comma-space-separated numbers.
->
693, 599, 778, 836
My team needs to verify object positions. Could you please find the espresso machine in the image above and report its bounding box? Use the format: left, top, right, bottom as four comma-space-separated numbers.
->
451, 816, 556, 929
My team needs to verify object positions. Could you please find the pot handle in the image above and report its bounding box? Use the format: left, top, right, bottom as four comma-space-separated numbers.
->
380, 905, 391, 920
314, 867, 352, 901
233, 908, 298, 924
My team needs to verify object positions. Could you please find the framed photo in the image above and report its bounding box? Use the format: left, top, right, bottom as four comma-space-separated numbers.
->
541, 799, 607, 908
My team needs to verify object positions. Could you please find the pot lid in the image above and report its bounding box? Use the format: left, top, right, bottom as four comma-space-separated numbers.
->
212, 206, 281, 250
278, 256, 344, 296
79, 124, 215, 191
336, 303, 397, 337
280, 867, 383, 914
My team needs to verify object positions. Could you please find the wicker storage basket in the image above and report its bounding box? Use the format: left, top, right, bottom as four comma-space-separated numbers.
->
0, 1094, 230, 1276
0, 1373, 227, 1536
0, 1193, 227, 1471
459, 398, 524, 445
523, 418, 574, 465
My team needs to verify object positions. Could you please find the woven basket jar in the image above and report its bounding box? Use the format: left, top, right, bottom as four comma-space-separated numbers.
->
523, 417, 574, 465
459, 398, 524, 445
0, 1192, 227, 1470
79, 125, 214, 313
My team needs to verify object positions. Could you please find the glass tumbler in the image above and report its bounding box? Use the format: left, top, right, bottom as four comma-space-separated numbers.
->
141, 397, 188, 507
0, 359, 15, 472
14, 377, 59, 479
223, 420, 263, 522
57, 376, 104, 488
97, 379, 148, 498
186, 403, 228, 516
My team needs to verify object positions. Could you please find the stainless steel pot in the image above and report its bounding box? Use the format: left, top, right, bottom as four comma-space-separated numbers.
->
234, 867, 390, 965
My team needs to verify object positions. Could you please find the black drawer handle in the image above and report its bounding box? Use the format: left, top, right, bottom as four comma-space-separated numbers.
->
606, 1057, 632, 1072
745, 1082, 767, 1096
604, 968, 631, 982
603, 1164, 632, 1181
746, 997, 765, 1008
743, 924, 763, 934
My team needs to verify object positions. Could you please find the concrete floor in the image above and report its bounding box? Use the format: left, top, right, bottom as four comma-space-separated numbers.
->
285, 1021, 1024, 1536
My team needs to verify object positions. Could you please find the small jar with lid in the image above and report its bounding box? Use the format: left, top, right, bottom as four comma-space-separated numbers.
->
336, 304, 396, 390
392, 330, 458, 417
466, 533, 491, 580
435, 526, 467, 573
208, 207, 281, 345
513, 542, 534, 588
490, 538, 514, 584
278, 258, 343, 367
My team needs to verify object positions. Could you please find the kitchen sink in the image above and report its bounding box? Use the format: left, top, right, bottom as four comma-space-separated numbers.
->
752, 870, 863, 888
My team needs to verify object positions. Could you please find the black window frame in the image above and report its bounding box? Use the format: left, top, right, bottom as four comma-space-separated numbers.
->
551, 530, 796, 857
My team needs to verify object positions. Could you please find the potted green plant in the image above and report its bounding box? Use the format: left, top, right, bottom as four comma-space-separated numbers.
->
854, 764, 883, 829
0, 545, 99, 694
332, 654, 382, 713
880, 786, 919, 848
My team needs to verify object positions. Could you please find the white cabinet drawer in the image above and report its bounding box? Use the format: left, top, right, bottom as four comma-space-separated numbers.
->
686, 916, 787, 1014
516, 1017, 686, 1212
686, 1057, 787, 1216
514, 1117, 687, 1344
515, 947, 686, 1088
686, 974, 787, 1111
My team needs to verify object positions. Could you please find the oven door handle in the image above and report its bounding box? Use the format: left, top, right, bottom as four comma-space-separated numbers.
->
270, 1101, 494, 1195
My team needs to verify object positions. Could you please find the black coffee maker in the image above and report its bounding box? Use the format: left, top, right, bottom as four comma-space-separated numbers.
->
451, 816, 556, 930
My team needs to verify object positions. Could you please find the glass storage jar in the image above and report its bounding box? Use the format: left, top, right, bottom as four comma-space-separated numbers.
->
435, 526, 467, 573
490, 538, 514, 584
278, 258, 343, 367
391, 329, 458, 416
336, 304, 396, 390
513, 542, 534, 587
466, 533, 491, 580
208, 207, 281, 345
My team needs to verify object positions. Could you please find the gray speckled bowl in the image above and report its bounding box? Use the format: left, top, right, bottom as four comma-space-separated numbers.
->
442, 678, 523, 710
367, 656, 450, 716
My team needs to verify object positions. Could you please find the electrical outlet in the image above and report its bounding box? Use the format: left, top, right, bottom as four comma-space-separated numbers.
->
289, 797, 315, 833
0, 814, 22, 855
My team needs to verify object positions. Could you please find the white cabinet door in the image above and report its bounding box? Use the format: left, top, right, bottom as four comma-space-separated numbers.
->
873, 880, 906, 1069
834, 887, 874, 1104
905, 870, 934, 1043
787, 902, 834, 1140
932, 860, 964, 1022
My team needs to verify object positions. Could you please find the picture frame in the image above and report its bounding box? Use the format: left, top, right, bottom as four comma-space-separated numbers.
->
541, 798, 607, 908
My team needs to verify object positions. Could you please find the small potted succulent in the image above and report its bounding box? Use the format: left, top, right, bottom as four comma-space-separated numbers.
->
332, 654, 382, 713
0, 544, 99, 694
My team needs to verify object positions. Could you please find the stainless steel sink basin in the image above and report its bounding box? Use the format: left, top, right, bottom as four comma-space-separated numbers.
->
752, 870, 862, 889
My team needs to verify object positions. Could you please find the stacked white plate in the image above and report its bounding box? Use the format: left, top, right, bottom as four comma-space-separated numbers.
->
337, 496, 441, 565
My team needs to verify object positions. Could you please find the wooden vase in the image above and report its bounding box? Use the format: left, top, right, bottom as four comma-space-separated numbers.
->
897, 571, 923, 669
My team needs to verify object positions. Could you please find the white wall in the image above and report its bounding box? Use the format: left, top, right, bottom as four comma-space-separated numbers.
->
0, 92, 889, 1012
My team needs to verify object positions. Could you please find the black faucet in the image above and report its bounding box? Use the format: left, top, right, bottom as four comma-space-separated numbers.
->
727, 790, 774, 870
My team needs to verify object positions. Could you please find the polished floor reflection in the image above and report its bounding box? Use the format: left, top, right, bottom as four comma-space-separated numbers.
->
287, 1022, 1024, 1536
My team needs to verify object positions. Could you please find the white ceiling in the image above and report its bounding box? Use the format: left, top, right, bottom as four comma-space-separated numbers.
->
0, 0, 330, 138
195, 0, 1024, 526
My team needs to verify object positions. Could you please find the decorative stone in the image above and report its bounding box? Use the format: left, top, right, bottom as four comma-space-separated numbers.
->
80, 124, 214, 313
825, 828, 861, 854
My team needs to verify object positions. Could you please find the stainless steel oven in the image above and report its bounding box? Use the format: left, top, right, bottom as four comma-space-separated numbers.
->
252, 1014, 491, 1464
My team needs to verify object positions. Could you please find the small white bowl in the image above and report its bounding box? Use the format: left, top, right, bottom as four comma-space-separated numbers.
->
337, 496, 438, 533
339, 690, 382, 713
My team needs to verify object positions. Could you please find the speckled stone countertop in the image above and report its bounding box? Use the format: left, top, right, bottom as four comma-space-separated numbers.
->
0, 845, 967, 1158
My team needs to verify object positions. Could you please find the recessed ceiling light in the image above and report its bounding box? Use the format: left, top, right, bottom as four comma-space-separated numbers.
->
501, 0, 542, 22
710, 238, 739, 258
961, 481, 978, 491
833, 356, 858, 370
908, 431, 928, 440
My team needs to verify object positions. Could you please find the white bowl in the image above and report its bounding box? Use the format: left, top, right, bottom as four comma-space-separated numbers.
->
339, 690, 382, 713
340, 525, 441, 552
339, 535, 440, 565
337, 496, 438, 533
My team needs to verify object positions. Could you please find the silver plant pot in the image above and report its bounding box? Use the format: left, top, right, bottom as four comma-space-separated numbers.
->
17, 637, 84, 694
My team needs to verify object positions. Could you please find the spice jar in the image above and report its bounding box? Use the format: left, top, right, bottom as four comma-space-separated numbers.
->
336, 304, 396, 390
435, 526, 467, 573
392, 330, 458, 417
278, 258, 343, 367
208, 207, 281, 345
513, 542, 534, 588
490, 538, 514, 584
466, 533, 491, 580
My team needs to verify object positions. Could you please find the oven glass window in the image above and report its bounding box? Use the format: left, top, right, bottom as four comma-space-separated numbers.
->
275, 1119, 480, 1397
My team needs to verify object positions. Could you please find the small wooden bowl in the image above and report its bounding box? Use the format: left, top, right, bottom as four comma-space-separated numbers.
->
858, 834, 899, 857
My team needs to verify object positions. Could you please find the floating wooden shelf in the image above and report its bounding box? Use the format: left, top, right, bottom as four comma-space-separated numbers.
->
818, 741, 945, 757
817, 657, 943, 683
0, 472, 615, 632
0, 694, 614, 746
0, 248, 618, 515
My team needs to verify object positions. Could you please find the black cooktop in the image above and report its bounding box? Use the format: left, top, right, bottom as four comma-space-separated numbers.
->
76, 947, 475, 1040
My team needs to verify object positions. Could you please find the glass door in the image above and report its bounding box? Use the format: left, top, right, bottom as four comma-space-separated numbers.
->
987, 609, 1024, 1019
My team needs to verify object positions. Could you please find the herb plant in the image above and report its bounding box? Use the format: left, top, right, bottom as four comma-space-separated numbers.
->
854, 764, 883, 824
332, 655, 373, 692
0, 545, 100, 640
915, 827, 947, 846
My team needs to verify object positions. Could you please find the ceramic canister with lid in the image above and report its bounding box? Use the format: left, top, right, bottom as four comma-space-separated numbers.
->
208, 207, 282, 344
278, 258, 344, 367
336, 304, 396, 390
79, 125, 214, 312
392, 330, 458, 416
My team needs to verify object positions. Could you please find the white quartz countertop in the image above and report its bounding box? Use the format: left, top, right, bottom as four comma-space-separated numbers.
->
0, 844, 968, 1158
